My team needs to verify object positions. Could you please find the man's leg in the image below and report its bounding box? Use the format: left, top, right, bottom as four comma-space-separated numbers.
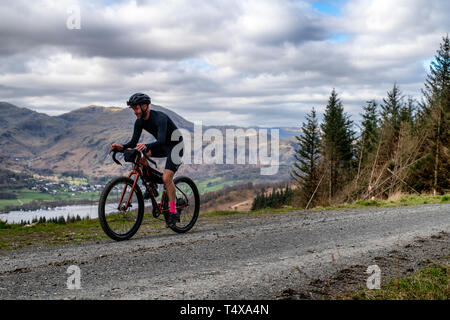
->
162, 169, 179, 226
163, 143, 183, 208
162, 144, 183, 226
162, 169, 176, 203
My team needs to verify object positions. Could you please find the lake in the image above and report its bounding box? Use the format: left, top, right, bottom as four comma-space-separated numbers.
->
0, 205, 100, 224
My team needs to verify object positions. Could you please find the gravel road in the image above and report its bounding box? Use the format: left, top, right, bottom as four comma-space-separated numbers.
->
0, 204, 449, 299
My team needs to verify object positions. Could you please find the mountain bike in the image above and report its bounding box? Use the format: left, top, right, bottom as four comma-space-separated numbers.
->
98, 148, 200, 241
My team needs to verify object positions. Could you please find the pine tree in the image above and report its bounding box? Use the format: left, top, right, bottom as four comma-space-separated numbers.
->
381, 83, 404, 135
357, 99, 379, 165
291, 108, 321, 206
320, 89, 355, 202
400, 96, 416, 126
423, 35, 450, 107
274, 190, 280, 208
284, 185, 293, 204
376, 84, 409, 174
251, 191, 262, 211
417, 34, 450, 194
269, 189, 275, 208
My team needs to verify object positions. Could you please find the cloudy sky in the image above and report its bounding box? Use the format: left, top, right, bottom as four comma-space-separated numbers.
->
0, 0, 448, 127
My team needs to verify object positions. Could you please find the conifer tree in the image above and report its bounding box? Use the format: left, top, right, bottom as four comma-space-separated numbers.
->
423, 35, 450, 107
251, 191, 262, 211
415, 34, 450, 193
381, 83, 404, 135
400, 96, 416, 126
320, 89, 355, 202
377, 84, 408, 170
357, 99, 379, 165
291, 108, 321, 206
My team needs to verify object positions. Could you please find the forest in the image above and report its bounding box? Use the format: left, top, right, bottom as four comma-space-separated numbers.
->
290, 35, 449, 208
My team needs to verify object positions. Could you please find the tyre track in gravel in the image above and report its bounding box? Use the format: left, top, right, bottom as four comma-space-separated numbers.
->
0, 204, 448, 299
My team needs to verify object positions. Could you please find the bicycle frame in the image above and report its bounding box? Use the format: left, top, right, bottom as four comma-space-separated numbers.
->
118, 160, 189, 215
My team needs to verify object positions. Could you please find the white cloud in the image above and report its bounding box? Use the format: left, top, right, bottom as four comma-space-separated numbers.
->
0, 0, 448, 127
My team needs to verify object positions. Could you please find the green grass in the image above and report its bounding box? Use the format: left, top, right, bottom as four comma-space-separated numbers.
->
0, 218, 106, 251
0, 199, 32, 210
342, 259, 449, 300
19, 189, 56, 200
354, 200, 380, 207
196, 177, 247, 194
70, 179, 89, 186
197, 178, 226, 194
0, 210, 172, 252
312, 193, 450, 211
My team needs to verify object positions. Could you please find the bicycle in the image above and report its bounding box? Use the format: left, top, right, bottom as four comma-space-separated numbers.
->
98, 148, 200, 241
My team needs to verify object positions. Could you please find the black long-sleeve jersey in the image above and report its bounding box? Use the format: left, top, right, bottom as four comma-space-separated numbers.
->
122, 109, 181, 152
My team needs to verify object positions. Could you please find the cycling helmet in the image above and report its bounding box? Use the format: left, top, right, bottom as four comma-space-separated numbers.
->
127, 93, 151, 107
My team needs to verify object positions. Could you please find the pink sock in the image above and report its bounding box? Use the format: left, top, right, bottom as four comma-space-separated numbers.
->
169, 201, 177, 214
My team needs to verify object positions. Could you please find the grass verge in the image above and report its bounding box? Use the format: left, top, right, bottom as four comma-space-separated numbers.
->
312, 193, 450, 211
0, 212, 173, 252
0, 218, 107, 252
341, 257, 449, 300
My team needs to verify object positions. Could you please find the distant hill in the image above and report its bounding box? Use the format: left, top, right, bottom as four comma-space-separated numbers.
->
0, 102, 297, 184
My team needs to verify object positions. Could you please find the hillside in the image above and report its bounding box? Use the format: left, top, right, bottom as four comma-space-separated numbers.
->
0, 102, 297, 184
199, 180, 293, 212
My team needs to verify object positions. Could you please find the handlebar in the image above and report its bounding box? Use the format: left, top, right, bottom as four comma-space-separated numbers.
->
111, 149, 122, 166
110, 148, 157, 168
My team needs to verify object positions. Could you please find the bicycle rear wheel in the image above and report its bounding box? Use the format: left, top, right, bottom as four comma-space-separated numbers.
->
98, 176, 144, 241
163, 176, 200, 233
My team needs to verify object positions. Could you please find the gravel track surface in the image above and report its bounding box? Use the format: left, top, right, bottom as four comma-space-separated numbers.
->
0, 204, 449, 299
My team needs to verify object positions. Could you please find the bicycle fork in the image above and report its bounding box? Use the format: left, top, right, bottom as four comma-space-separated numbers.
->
117, 170, 140, 211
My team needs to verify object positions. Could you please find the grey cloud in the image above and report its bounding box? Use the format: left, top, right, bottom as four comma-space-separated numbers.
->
0, 0, 449, 128
0, 0, 235, 59
243, 16, 329, 46
0, 0, 331, 61
181, 103, 313, 128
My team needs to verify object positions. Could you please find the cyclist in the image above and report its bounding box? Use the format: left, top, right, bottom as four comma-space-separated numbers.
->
110, 93, 184, 227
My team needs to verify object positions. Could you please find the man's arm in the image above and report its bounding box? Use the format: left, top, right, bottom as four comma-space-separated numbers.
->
122, 120, 143, 150
145, 115, 167, 151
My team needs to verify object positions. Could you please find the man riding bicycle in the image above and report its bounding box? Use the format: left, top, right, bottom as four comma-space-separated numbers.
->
110, 93, 184, 227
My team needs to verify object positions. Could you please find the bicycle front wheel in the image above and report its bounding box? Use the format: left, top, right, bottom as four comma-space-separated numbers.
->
98, 176, 144, 241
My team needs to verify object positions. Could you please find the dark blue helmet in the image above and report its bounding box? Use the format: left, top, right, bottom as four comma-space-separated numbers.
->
127, 93, 151, 107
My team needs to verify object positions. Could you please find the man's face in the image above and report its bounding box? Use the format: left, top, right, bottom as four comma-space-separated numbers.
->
131, 104, 147, 118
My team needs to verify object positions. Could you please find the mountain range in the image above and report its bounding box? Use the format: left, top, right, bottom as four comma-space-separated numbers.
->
0, 102, 299, 184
